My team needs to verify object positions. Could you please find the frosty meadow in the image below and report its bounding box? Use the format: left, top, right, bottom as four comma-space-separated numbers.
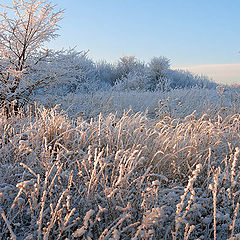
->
0, 0, 240, 239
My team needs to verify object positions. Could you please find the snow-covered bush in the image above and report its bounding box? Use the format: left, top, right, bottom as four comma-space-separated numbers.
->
39, 50, 99, 95
114, 67, 153, 91
149, 56, 171, 91
100, 56, 215, 93
115, 56, 141, 79
114, 56, 154, 91
169, 69, 217, 89
95, 60, 118, 87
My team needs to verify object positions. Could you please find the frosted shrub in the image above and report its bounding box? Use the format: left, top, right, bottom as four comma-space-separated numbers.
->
114, 68, 153, 91
149, 56, 171, 91
114, 56, 154, 91
96, 60, 118, 87
115, 56, 141, 79
38, 50, 100, 95
169, 69, 217, 90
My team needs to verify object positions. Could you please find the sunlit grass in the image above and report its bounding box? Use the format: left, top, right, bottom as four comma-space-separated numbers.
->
0, 92, 240, 239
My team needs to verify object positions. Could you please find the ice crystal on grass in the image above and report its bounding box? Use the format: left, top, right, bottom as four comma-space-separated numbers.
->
0, 101, 239, 239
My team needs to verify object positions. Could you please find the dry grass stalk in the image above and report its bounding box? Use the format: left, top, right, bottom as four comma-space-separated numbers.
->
0, 101, 240, 239
0, 206, 17, 240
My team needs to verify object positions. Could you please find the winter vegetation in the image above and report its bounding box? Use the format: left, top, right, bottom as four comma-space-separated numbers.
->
1, 0, 240, 239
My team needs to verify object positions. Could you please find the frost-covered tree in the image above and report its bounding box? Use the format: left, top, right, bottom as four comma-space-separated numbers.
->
149, 57, 170, 91
96, 60, 117, 87
114, 56, 154, 91
0, 0, 63, 107
115, 56, 141, 79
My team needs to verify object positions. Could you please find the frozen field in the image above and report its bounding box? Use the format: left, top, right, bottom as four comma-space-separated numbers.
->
1, 86, 240, 239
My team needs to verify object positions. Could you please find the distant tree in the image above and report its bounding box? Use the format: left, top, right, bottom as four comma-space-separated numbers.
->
168, 69, 217, 90
95, 60, 117, 87
149, 57, 170, 91
0, 0, 64, 108
115, 56, 141, 79
114, 56, 154, 91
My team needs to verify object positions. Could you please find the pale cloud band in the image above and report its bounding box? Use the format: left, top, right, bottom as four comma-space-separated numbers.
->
172, 63, 240, 85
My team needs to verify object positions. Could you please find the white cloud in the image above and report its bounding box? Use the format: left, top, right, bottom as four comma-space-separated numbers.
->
172, 63, 240, 85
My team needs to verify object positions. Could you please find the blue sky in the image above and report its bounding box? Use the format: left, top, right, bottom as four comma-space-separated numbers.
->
48, 1, 239, 62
